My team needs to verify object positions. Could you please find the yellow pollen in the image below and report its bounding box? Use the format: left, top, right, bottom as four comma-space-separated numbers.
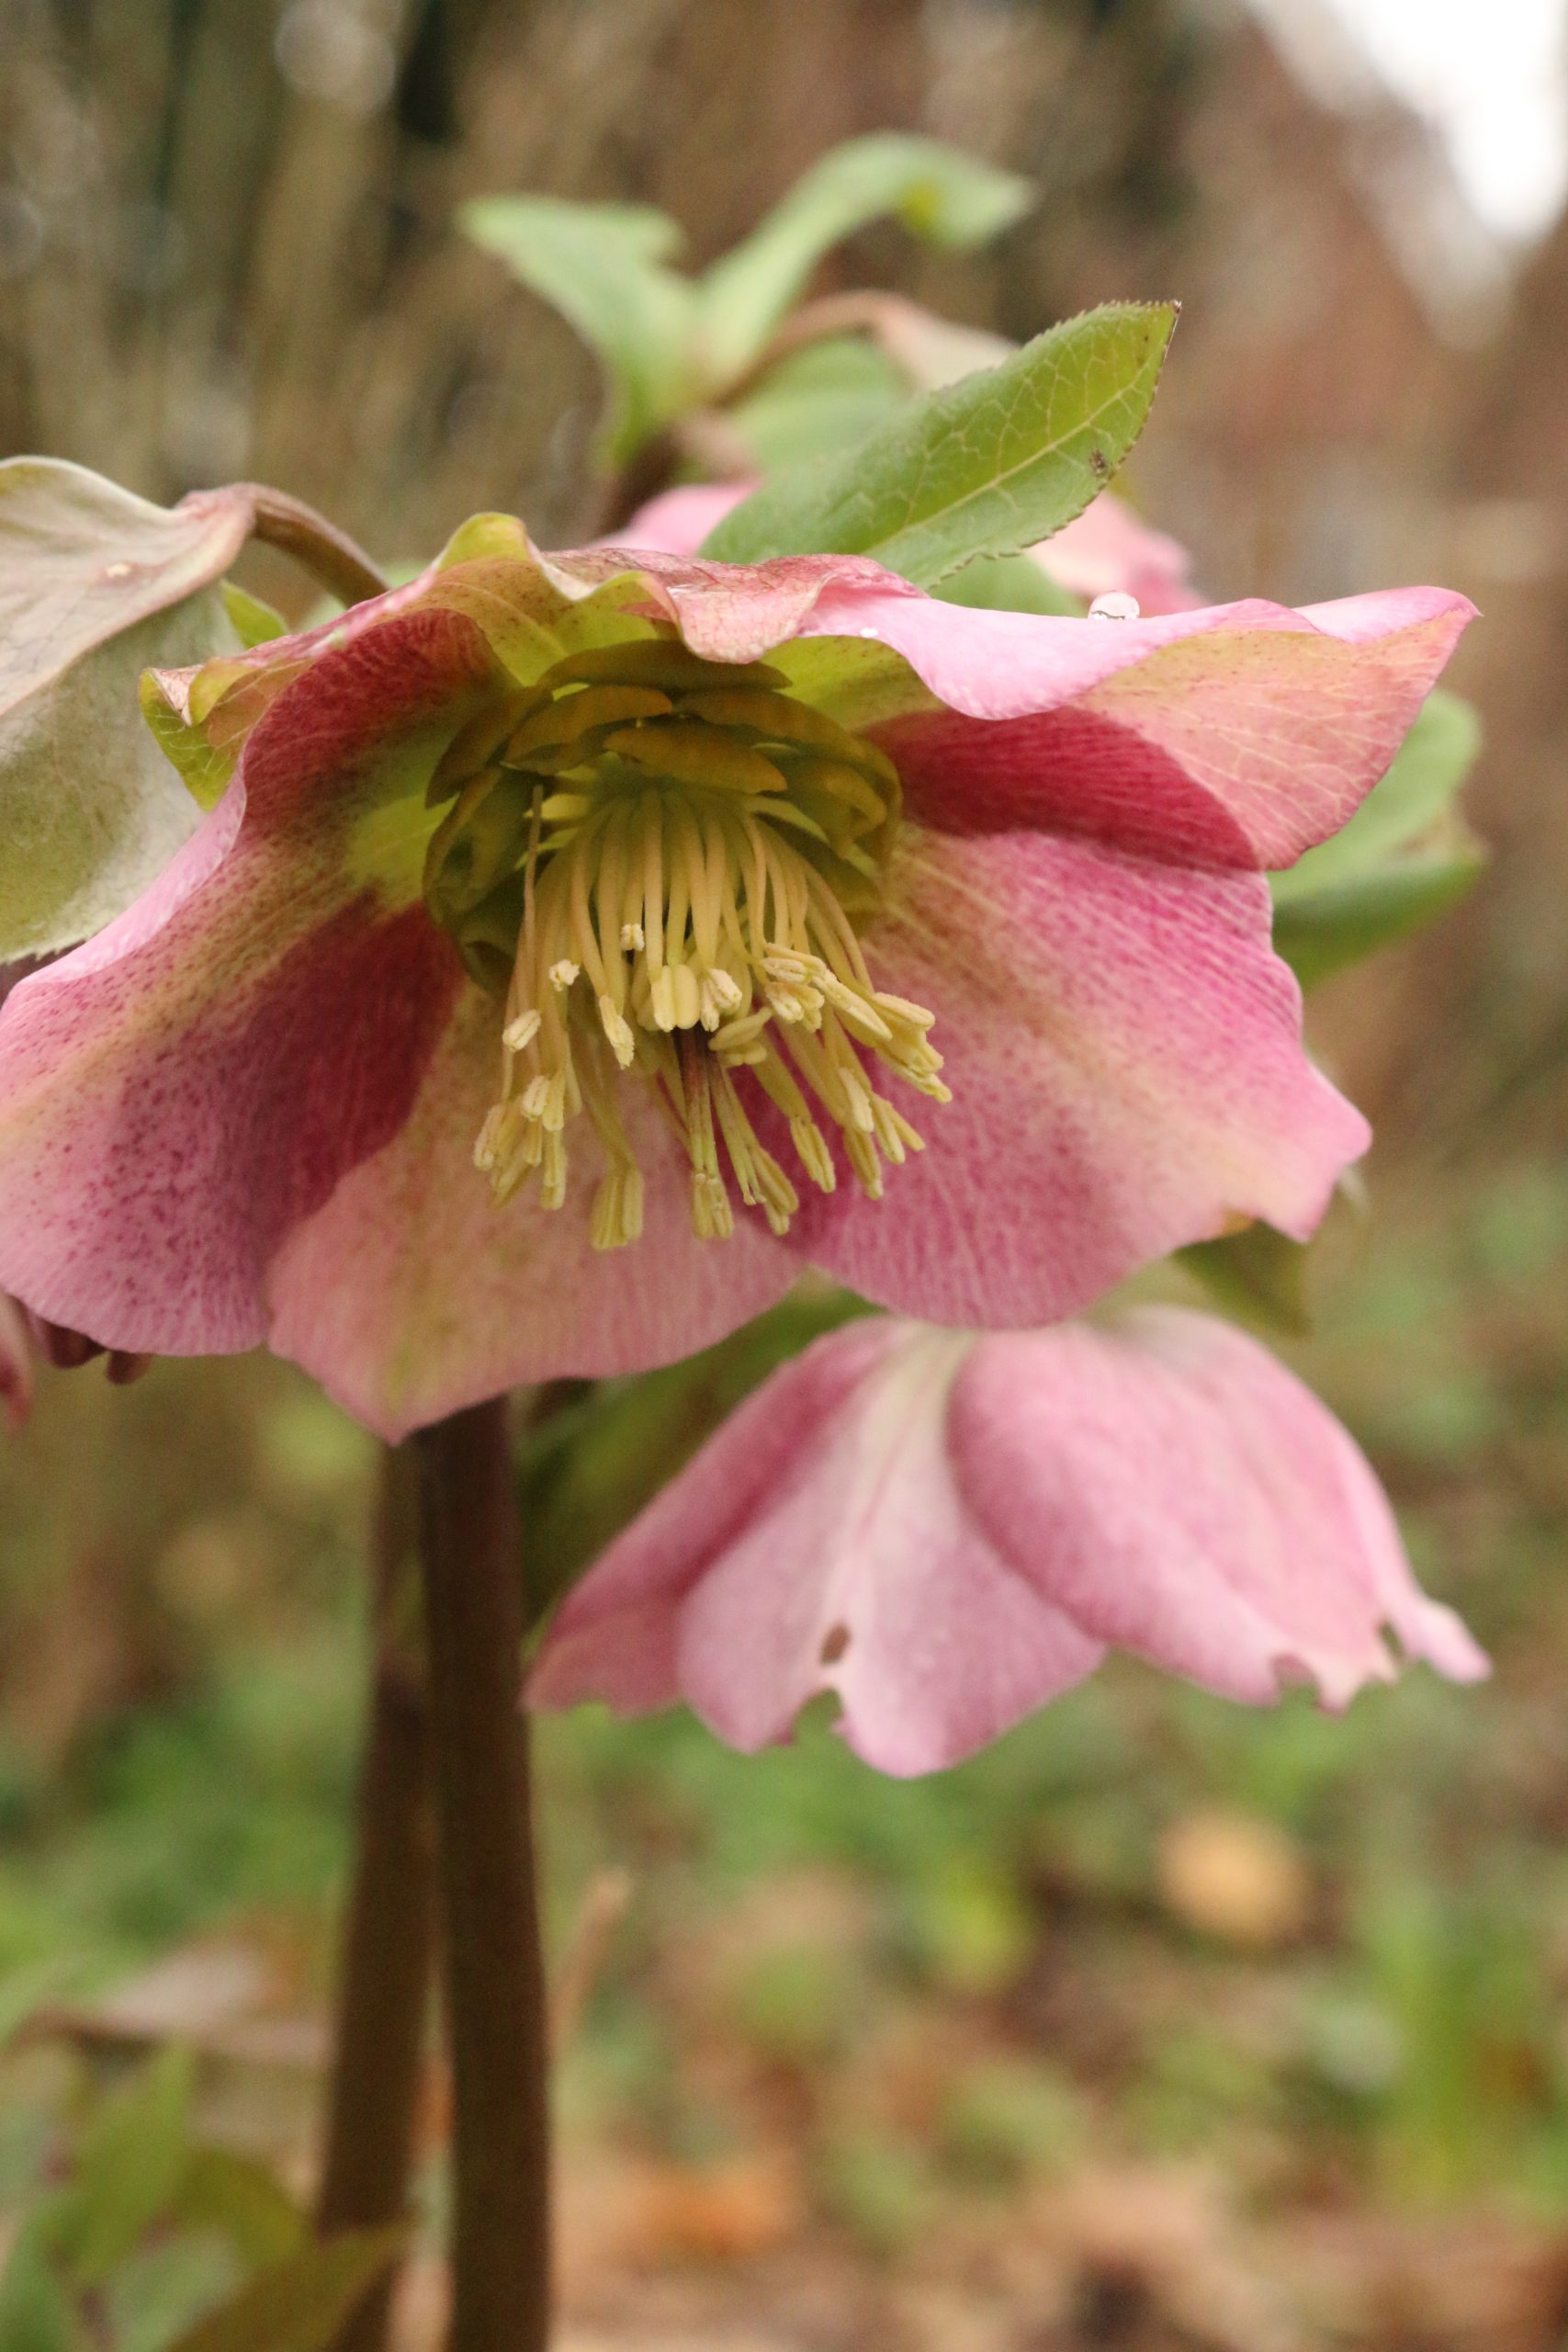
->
421, 629, 946, 1246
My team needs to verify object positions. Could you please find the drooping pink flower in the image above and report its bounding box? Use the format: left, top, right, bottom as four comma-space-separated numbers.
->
530, 1307, 1486, 1776
0, 512, 1471, 1436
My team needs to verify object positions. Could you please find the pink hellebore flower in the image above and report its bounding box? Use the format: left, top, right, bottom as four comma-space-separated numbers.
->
0, 511, 1471, 1437
530, 1308, 1487, 1776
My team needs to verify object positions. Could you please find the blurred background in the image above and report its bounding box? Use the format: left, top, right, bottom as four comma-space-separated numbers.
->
5, 2, 1568, 2346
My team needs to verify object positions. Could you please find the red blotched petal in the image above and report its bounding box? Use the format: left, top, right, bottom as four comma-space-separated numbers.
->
952, 1309, 1487, 1705
867, 590, 1474, 870
786, 827, 1365, 1328
0, 605, 495, 1363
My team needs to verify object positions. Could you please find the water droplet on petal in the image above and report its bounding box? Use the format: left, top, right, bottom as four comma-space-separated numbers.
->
1088, 591, 1141, 620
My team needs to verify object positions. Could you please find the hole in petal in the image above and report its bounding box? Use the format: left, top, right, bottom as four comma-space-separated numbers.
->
818, 1622, 852, 1667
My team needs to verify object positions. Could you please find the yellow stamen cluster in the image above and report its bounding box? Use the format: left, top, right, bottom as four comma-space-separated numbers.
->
423, 632, 948, 1248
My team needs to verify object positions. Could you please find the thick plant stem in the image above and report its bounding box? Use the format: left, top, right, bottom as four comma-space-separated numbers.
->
317, 1443, 436, 2352
415, 1400, 552, 2352
241, 483, 389, 606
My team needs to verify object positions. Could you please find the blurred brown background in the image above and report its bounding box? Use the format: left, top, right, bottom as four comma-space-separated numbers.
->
5, 6, 1568, 2349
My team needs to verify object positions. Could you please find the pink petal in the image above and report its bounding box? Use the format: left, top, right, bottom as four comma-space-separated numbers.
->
1036, 492, 1202, 616
531, 1320, 1102, 1774
951, 1307, 1487, 1707
864, 588, 1474, 870
0, 1292, 32, 1430
786, 828, 1366, 1328
0, 605, 496, 1365
554, 541, 924, 667
265, 989, 795, 1441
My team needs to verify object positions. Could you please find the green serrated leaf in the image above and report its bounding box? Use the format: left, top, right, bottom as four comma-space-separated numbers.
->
701, 302, 1177, 584
1269, 689, 1485, 986
164, 2225, 405, 2352
173, 2146, 306, 2269
698, 133, 1033, 385
56, 2045, 197, 2285
0, 2221, 88, 2352
0, 459, 250, 959
1178, 1223, 1314, 1339
461, 196, 697, 466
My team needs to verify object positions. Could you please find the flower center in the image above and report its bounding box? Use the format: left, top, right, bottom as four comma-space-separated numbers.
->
422, 630, 947, 1248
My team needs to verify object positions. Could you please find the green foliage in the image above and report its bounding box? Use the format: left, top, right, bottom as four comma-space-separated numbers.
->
0, 459, 248, 959
696, 133, 1032, 387
164, 2229, 404, 2352
1270, 688, 1484, 987
0, 2221, 89, 2352
700, 303, 1177, 584
723, 335, 909, 472
462, 135, 1032, 469
1178, 1219, 1314, 1339
460, 197, 697, 467
52, 2045, 197, 2283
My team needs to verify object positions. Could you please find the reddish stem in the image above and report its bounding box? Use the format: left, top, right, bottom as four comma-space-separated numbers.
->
415, 1399, 551, 2352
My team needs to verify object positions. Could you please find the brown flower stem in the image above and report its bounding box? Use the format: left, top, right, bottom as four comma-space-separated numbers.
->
317, 1442, 436, 2352
240, 483, 389, 606
415, 1399, 552, 2352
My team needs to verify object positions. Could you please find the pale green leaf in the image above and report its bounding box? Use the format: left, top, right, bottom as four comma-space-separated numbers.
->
1270, 689, 1484, 986
701, 302, 1178, 585
173, 2146, 306, 2269
461, 196, 697, 465
699, 133, 1033, 385
723, 335, 908, 472
0, 458, 250, 958
165, 2226, 406, 2352
57, 2045, 197, 2285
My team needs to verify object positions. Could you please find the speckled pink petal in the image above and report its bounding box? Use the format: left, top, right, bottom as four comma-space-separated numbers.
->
952, 1307, 1487, 1706
784, 826, 1365, 1328
266, 988, 795, 1441
531, 1320, 1102, 1774
0, 1292, 32, 1430
0, 604, 496, 1363
865, 588, 1474, 869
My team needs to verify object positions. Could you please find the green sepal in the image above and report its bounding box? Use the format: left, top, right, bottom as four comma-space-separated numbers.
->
701, 301, 1178, 585
697, 133, 1033, 386
220, 582, 288, 647
1269, 689, 1484, 988
1178, 1222, 1314, 1340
